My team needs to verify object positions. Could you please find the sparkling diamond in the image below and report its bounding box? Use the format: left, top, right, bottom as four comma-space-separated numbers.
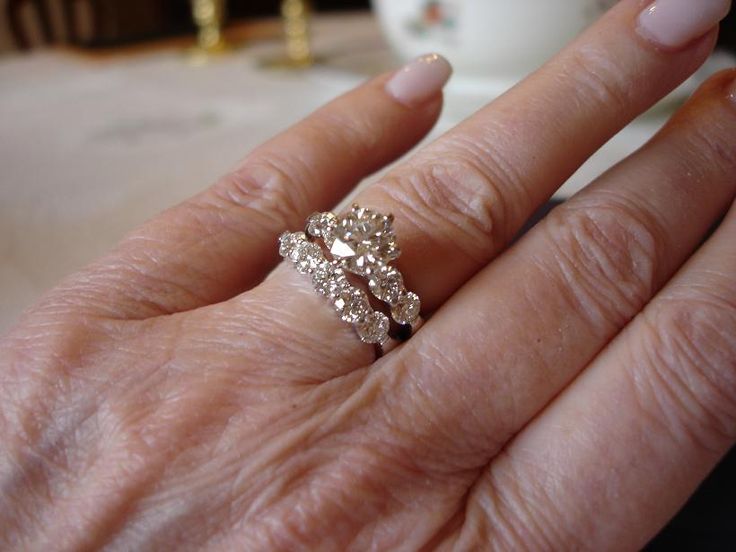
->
306, 212, 337, 241
288, 242, 305, 262
334, 289, 370, 323
306, 212, 322, 236
279, 232, 306, 260
294, 242, 321, 274
349, 210, 383, 239
356, 311, 390, 344
337, 206, 393, 242
331, 205, 400, 275
376, 240, 400, 261
333, 266, 348, 294
335, 211, 360, 241
344, 248, 372, 275
329, 237, 356, 259
311, 260, 333, 291
310, 262, 343, 297
278, 231, 298, 257
391, 291, 420, 325
282, 232, 306, 260
368, 265, 404, 305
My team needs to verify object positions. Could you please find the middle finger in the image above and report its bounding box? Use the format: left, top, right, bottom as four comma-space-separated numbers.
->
356, 0, 722, 310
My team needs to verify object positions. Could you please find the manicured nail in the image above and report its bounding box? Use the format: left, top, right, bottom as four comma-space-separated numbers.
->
385, 53, 452, 107
637, 0, 731, 49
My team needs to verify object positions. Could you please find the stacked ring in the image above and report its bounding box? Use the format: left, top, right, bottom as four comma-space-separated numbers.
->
306, 205, 421, 328
278, 231, 392, 346
279, 205, 421, 351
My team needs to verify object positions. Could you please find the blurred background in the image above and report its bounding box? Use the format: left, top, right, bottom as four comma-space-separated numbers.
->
0, 3, 734, 547
2, 0, 735, 53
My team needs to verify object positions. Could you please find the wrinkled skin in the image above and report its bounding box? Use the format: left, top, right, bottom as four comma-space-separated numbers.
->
2, 1, 736, 550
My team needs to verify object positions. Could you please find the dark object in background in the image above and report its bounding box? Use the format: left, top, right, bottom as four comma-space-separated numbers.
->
720, 8, 736, 51
10, 0, 733, 51
7, 0, 188, 49
6, 0, 372, 50
7, 0, 64, 48
646, 446, 736, 551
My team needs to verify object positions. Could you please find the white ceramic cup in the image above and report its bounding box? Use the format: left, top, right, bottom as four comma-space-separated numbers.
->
372, 0, 617, 82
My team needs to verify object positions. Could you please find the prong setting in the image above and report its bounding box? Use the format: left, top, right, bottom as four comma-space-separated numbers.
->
282, 204, 421, 348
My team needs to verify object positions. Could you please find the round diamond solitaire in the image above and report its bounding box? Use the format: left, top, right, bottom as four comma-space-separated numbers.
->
307, 205, 422, 331
328, 205, 400, 277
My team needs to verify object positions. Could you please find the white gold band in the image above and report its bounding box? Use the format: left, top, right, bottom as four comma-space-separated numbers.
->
306, 204, 421, 328
278, 231, 391, 346
279, 204, 422, 352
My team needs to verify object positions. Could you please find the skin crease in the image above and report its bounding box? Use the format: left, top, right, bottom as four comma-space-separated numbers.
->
2, 0, 736, 550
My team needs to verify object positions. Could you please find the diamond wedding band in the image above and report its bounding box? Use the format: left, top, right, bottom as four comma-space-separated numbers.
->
278, 231, 391, 345
278, 204, 421, 348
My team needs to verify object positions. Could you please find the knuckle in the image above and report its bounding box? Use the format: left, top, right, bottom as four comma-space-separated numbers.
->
374, 150, 518, 262
636, 290, 736, 452
462, 462, 574, 552
564, 45, 631, 112
207, 154, 311, 230
4, 310, 116, 373
679, 118, 736, 180
541, 197, 664, 330
248, 444, 411, 549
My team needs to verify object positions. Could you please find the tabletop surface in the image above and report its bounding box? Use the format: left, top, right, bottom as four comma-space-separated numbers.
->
0, 11, 730, 332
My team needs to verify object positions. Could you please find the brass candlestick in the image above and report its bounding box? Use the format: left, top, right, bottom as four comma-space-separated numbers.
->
189, 0, 229, 64
282, 0, 313, 66
261, 0, 314, 68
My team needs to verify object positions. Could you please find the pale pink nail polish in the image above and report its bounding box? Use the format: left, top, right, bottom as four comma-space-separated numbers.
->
637, 0, 731, 49
385, 53, 452, 107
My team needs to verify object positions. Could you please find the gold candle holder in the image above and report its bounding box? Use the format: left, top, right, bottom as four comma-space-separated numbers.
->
189, 0, 229, 64
261, 0, 315, 69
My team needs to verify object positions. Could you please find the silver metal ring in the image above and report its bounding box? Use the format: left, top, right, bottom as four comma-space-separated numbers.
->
279, 205, 422, 353
278, 231, 392, 346
306, 204, 421, 330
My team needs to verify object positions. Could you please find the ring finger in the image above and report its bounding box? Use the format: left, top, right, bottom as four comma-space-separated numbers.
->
244, 0, 725, 374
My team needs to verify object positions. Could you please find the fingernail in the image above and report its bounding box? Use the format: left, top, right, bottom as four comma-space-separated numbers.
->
385, 53, 452, 107
637, 0, 731, 49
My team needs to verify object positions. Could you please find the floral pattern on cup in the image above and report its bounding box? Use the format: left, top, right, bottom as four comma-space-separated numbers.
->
405, 1, 459, 44
374, 0, 620, 79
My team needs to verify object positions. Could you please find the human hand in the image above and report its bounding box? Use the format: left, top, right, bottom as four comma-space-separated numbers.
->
2, 0, 735, 549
